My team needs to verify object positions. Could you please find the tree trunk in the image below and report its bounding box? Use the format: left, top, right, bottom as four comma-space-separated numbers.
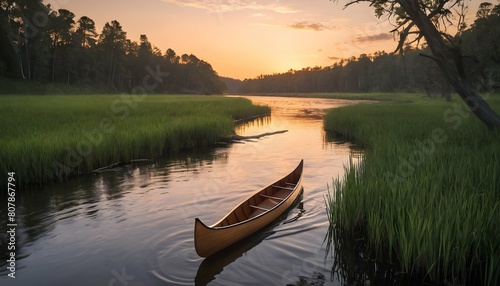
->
401, 52, 408, 88
19, 47, 25, 79
23, 25, 31, 80
108, 48, 114, 87
51, 45, 57, 83
32, 52, 37, 81
398, 0, 500, 128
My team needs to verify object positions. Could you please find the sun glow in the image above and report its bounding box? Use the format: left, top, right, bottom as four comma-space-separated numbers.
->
45, 0, 482, 79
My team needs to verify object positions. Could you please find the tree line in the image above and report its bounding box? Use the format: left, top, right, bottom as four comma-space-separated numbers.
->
0, 0, 226, 94
240, 3, 500, 99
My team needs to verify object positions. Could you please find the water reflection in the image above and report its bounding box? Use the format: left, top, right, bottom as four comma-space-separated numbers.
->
195, 194, 305, 286
195, 228, 276, 286
0, 96, 368, 285
0, 150, 223, 276
324, 225, 433, 286
286, 272, 327, 286
234, 115, 271, 132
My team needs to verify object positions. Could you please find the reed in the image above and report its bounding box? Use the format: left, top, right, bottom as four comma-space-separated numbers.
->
0, 95, 270, 188
325, 95, 500, 285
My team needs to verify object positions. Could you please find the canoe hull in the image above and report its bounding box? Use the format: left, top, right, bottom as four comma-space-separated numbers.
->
194, 160, 303, 257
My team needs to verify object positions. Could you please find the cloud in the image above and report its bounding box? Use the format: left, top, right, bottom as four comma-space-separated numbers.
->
328, 56, 340, 61
162, 0, 300, 14
353, 33, 393, 43
252, 23, 281, 28
252, 13, 266, 17
288, 21, 331, 31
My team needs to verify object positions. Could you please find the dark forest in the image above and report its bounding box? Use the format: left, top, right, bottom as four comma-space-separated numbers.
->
0, 0, 226, 94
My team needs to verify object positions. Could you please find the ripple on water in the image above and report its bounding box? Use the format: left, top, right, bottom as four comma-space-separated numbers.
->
150, 226, 200, 285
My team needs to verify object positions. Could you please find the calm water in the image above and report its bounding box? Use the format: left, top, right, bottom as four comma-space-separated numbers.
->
0, 96, 364, 286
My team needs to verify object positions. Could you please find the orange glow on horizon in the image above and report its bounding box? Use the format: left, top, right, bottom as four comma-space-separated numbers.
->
45, 0, 482, 80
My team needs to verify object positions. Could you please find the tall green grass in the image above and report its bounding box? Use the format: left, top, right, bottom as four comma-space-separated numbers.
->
0, 95, 270, 188
325, 95, 500, 285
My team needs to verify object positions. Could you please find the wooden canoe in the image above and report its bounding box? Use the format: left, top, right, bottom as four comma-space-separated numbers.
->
194, 160, 304, 257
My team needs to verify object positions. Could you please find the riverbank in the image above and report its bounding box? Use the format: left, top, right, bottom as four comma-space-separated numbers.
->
237, 92, 419, 102
324, 95, 500, 285
0, 95, 270, 189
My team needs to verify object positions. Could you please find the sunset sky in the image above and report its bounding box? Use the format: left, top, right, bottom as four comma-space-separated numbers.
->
45, 0, 481, 80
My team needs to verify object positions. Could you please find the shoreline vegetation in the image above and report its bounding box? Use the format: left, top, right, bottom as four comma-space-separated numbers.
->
0, 77, 121, 95
0, 94, 270, 190
324, 94, 500, 285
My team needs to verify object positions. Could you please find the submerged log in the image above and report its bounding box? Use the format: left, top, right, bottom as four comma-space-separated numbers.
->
93, 159, 153, 173
226, 130, 288, 143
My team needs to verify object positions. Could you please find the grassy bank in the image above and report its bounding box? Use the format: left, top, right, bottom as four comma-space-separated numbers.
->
0, 95, 270, 188
324, 95, 500, 285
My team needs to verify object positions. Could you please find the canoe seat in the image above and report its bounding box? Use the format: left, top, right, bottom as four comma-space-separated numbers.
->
249, 198, 281, 218
285, 182, 295, 186
272, 185, 295, 191
259, 194, 283, 200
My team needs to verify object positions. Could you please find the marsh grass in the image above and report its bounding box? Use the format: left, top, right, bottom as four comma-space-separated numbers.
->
325, 95, 500, 285
0, 95, 269, 188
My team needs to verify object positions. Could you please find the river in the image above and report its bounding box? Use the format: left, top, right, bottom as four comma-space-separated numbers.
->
0, 96, 364, 286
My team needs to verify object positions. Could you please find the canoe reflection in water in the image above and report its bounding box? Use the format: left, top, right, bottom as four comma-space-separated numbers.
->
195, 195, 305, 286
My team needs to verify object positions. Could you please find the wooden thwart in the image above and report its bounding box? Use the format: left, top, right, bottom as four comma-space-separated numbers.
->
249, 205, 269, 211
259, 194, 283, 200
272, 185, 294, 191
